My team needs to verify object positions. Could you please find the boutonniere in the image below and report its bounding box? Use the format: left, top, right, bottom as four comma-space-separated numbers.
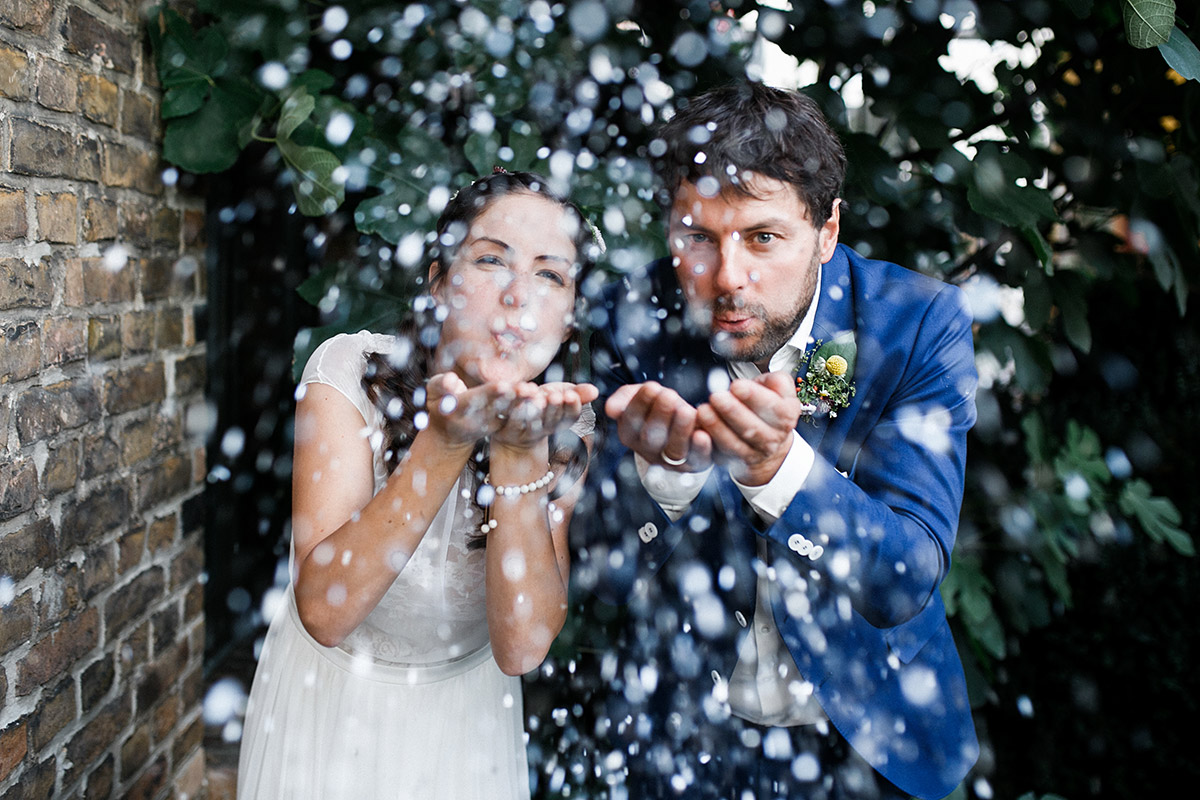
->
796, 338, 856, 421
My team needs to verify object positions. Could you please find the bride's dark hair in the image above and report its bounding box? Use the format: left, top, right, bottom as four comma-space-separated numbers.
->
360, 171, 600, 545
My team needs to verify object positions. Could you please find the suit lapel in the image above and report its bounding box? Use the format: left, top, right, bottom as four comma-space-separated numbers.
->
795, 246, 856, 454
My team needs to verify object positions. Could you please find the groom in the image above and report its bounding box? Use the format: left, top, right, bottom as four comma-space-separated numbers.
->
572, 82, 979, 799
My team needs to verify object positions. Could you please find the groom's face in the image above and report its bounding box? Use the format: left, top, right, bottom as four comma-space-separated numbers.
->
667, 174, 841, 368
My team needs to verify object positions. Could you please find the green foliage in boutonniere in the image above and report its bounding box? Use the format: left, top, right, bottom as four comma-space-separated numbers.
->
795, 338, 857, 420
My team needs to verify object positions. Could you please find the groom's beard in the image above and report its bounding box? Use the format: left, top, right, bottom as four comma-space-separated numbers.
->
700, 252, 819, 365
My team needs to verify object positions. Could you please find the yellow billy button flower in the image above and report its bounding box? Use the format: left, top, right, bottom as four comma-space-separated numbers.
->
825, 354, 848, 377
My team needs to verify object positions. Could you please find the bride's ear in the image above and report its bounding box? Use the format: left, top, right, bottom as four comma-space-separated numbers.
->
428, 261, 445, 300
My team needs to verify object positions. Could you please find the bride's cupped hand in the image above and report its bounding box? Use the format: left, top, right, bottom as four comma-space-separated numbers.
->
491, 382, 599, 451
425, 373, 597, 450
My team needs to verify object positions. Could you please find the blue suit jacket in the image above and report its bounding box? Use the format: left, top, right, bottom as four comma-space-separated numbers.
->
572, 244, 979, 799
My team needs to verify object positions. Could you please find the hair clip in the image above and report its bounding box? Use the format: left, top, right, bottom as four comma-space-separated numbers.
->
492, 165, 509, 174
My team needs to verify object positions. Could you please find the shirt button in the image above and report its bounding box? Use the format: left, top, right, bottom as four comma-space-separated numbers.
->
735, 611, 748, 628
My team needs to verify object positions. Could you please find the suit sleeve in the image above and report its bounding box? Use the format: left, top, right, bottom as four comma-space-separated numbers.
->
763, 284, 977, 629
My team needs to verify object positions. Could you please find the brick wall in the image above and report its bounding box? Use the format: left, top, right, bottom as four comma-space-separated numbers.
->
1, 1, 208, 798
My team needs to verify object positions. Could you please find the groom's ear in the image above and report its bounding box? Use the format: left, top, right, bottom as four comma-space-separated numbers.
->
818, 200, 841, 263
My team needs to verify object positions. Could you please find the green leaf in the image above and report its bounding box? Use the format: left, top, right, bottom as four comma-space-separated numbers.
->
1159, 25, 1200, 81
464, 131, 501, 177
162, 79, 260, 173
967, 178, 1057, 230
1123, 0, 1176, 49
295, 263, 342, 306
278, 88, 315, 141
277, 138, 345, 216
161, 82, 207, 119
1119, 479, 1194, 555
1056, 284, 1092, 353
506, 121, 542, 170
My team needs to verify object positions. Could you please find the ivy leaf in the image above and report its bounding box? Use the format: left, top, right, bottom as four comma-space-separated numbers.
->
1055, 281, 1092, 353
506, 121, 542, 170
1159, 25, 1200, 81
161, 82, 208, 119
162, 79, 260, 173
295, 263, 341, 306
1123, 0, 1176, 49
278, 88, 316, 141
1119, 479, 1194, 555
464, 131, 501, 176
277, 138, 345, 216
941, 560, 1006, 659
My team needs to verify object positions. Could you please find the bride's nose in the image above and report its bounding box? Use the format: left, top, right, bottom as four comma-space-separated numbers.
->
500, 273, 529, 308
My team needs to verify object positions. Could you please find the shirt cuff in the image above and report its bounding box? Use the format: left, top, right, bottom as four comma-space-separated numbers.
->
732, 430, 815, 525
634, 452, 713, 522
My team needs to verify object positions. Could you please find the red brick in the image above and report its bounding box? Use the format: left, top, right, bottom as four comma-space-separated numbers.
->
121, 310, 155, 355
41, 439, 80, 496
59, 481, 130, 552
124, 754, 168, 800
35, 58, 78, 113
14, 378, 102, 443
136, 454, 191, 512
82, 196, 118, 241
87, 315, 122, 360
102, 141, 160, 195
9, 119, 74, 179
0, 590, 35, 653
29, 679, 74, 752
0, 718, 28, 782
82, 431, 121, 480
81, 755, 113, 800
1, 753, 56, 800
121, 90, 159, 142
0, 42, 32, 100
35, 193, 78, 244
63, 697, 129, 789
0, 458, 37, 521
103, 362, 165, 414
119, 726, 150, 781
18, 607, 99, 694
80, 655, 115, 715
79, 255, 135, 304
155, 307, 183, 348
0, 517, 55, 583
63, 6, 134, 74
0, 258, 53, 310
0, 190, 26, 241
79, 73, 119, 127
121, 413, 180, 466
0, 320, 40, 384
0, 0, 53, 35
41, 316, 88, 366
104, 567, 165, 637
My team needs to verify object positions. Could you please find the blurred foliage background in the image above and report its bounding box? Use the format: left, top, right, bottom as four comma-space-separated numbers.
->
150, 0, 1199, 796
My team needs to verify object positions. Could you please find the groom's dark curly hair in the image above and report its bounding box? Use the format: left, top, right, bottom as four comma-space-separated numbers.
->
653, 80, 846, 225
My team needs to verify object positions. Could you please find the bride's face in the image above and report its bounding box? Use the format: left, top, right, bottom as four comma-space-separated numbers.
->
431, 192, 580, 387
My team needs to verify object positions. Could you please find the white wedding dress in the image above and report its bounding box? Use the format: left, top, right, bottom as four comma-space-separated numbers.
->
237, 331, 591, 799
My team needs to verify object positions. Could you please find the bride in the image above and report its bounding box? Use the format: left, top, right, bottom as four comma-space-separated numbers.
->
237, 170, 601, 799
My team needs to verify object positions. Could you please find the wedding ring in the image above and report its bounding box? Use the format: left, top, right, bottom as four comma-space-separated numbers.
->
661, 451, 688, 467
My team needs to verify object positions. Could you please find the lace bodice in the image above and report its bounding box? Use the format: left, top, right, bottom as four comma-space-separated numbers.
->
297, 331, 593, 668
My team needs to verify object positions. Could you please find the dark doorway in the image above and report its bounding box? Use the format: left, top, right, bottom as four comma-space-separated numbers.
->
202, 157, 320, 669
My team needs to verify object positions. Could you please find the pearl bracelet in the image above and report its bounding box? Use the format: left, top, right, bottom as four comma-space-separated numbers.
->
489, 470, 555, 497
478, 470, 555, 534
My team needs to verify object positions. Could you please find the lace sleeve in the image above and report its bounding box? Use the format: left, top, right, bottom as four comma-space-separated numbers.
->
298, 331, 391, 426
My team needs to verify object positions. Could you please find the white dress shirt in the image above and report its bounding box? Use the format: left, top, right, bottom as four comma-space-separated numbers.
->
635, 277, 827, 726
